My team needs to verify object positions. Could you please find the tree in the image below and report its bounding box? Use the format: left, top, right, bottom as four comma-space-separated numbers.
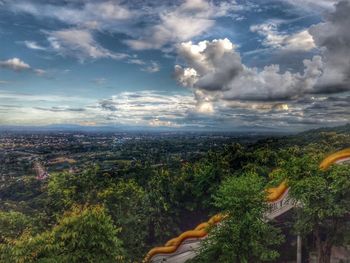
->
99, 171, 180, 261
47, 166, 112, 211
0, 211, 32, 243
190, 173, 284, 263
144, 169, 179, 245
285, 154, 350, 263
0, 205, 125, 263
192, 151, 229, 208
98, 179, 148, 260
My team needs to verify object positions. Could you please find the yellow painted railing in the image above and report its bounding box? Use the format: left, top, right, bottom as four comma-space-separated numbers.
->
144, 148, 350, 262
320, 148, 350, 170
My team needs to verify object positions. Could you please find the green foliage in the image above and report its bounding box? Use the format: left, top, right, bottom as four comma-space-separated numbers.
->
1, 126, 349, 262
0, 211, 32, 243
192, 152, 229, 208
286, 155, 350, 233
284, 153, 350, 262
0, 205, 125, 263
98, 179, 148, 260
144, 169, 179, 243
0, 177, 43, 202
191, 173, 284, 263
48, 166, 111, 209
46, 165, 181, 261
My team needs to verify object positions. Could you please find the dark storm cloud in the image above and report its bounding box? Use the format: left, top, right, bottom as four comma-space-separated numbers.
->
309, 0, 350, 93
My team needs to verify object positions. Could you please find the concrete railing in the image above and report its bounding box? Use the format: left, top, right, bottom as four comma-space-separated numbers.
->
150, 191, 295, 263
147, 149, 350, 263
266, 187, 295, 220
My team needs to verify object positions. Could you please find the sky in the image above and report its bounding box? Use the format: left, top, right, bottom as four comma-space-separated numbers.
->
0, 0, 349, 132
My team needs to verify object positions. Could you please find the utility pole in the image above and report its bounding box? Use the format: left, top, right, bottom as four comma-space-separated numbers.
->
297, 235, 302, 263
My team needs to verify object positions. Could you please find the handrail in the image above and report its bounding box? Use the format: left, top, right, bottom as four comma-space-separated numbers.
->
144, 214, 224, 262
144, 148, 350, 262
144, 182, 290, 262
319, 148, 350, 170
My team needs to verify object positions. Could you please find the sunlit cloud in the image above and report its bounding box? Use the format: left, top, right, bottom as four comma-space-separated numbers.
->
1, 88, 348, 131
250, 23, 315, 51
0, 58, 30, 71
98, 90, 196, 126
175, 38, 323, 102
0, 58, 47, 76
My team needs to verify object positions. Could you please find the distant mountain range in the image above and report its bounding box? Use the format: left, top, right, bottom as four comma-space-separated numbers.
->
301, 123, 350, 135
0, 123, 348, 135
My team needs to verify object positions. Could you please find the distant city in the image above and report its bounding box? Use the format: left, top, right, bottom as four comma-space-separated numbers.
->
0, 131, 264, 181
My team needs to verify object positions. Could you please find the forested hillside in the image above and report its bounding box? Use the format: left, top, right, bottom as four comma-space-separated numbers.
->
0, 125, 349, 262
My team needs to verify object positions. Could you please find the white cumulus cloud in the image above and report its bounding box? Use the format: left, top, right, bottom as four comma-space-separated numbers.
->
0, 57, 31, 71
174, 38, 324, 102
250, 23, 315, 51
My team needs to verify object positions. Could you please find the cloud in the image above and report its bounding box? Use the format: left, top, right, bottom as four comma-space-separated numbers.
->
174, 38, 323, 102
284, 30, 316, 51
0, 106, 94, 125
125, 0, 238, 50
250, 23, 315, 51
98, 90, 196, 126
0, 90, 92, 103
0, 58, 31, 71
128, 58, 145, 65
7, 0, 239, 52
196, 101, 214, 114
309, 0, 350, 92
34, 106, 86, 112
285, 0, 338, 11
7, 1, 133, 61
1, 0, 348, 131
24, 40, 46, 50
128, 59, 161, 73
173, 0, 350, 105
0, 90, 194, 128
34, 69, 46, 76
1, 89, 348, 130
186, 93, 349, 130
0, 91, 99, 125
92, 78, 107, 85
0, 57, 47, 76
9, 1, 134, 29
141, 61, 160, 73
7, 0, 238, 54
47, 28, 127, 61
148, 118, 180, 128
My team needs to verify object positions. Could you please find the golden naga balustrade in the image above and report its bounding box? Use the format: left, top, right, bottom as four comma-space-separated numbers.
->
144, 148, 350, 262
